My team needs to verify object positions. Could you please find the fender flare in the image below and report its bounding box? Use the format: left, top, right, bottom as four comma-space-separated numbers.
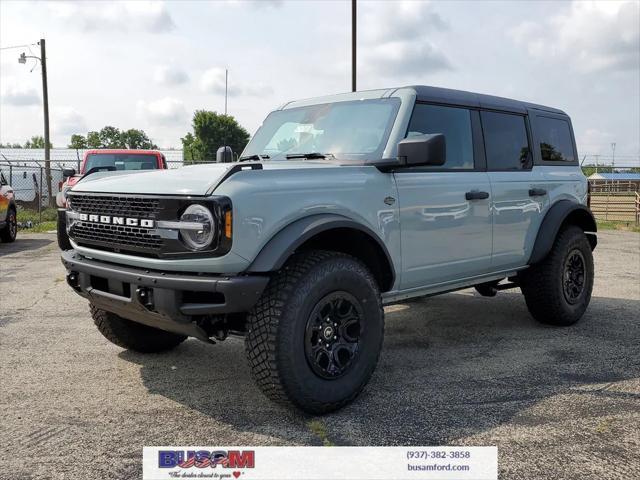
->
247, 213, 395, 283
528, 200, 597, 265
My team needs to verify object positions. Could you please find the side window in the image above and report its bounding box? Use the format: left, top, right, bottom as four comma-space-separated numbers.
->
537, 116, 575, 162
481, 111, 531, 170
406, 104, 474, 169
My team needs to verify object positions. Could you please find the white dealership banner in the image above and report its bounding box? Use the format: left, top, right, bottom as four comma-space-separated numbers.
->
143, 446, 497, 480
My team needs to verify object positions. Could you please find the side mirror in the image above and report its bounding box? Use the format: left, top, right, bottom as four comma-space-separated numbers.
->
397, 134, 446, 167
63, 168, 76, 178
216, 146, 234, 163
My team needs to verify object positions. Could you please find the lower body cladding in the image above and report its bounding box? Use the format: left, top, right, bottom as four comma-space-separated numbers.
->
61, 250, 269, 342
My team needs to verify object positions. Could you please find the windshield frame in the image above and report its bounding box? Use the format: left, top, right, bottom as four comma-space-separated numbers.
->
242, 98, 402, 163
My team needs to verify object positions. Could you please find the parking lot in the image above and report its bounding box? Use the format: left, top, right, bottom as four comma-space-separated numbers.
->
1, 231, 638, 479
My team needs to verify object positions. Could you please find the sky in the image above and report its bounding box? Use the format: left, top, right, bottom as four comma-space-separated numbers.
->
0, 0, 639, 166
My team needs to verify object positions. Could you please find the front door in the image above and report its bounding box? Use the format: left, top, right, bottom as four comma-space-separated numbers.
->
396, 103, 492, 289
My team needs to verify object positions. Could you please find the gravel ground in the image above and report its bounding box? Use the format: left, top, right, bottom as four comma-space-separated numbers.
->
1, 231, 639, 479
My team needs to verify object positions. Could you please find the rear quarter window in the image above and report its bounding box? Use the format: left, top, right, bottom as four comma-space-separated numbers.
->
537, 116, 575, 162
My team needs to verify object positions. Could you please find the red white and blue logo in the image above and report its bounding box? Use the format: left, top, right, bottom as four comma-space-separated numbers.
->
159, 450, 255, 470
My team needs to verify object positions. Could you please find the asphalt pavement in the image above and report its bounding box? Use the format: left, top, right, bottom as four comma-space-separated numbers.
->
1, 231, 638, 479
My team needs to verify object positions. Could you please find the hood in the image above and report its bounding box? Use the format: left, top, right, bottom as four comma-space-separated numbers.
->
71, 163, 241, 196
70, 161, 339, 196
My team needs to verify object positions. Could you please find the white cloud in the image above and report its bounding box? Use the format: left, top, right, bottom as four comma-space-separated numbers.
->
137, 97, 187, 125
223, 0, 283, 8
54, 107, 87, 135
47, 1, 175, 33
359, 1, 452, 77
154, 65, 189, 86
0, 77, 41, 106
510, 1, 640, 73
200, 67, 273, 97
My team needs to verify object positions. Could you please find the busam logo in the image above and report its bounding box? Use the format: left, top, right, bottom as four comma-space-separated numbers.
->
159, 450, 255, 469
78, 213, 155, 228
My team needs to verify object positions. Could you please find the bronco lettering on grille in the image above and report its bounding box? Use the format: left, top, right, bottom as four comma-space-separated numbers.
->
78, 213, 155, 228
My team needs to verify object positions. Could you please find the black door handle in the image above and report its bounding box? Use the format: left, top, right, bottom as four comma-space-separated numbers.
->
465, 191, 490, 200
529, 188, 547, 197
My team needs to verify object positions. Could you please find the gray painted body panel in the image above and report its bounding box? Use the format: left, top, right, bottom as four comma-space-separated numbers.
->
72, 162, 238, 196
394, 171, 492, 289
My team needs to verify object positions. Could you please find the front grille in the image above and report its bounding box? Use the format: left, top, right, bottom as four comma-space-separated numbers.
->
69, 195, 160, 218
71, 222, 163, 251
68, 194, 163, 253
66, 193, 232, 259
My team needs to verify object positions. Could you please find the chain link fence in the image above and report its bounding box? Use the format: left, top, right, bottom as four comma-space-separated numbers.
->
0, 148, 187, 224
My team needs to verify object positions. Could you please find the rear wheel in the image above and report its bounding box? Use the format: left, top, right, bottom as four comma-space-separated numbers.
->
245, 250, 384, 414
90, 304, 187, 353
520, 225, 594, 326
0, 208, 17, 243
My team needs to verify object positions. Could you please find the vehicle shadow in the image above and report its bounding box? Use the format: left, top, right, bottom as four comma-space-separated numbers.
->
119, 291, 640, 445
0, 238, 53, 256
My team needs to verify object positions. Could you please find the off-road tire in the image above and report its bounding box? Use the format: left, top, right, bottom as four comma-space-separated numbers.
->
245, 250, 384, 414
0, 207, 17, 243
90, 304, 187, 353
520, 225, 594, 326
57, 210, 72, 250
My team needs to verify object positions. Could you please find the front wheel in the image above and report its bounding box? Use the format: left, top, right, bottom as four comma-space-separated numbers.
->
520, 225, 594, 326
90, 305, 187, 353
245, 250, 384, 414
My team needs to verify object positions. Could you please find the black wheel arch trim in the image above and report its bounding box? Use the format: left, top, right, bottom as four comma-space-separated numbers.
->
247, 213, 396, 288
528, 200, 597, 265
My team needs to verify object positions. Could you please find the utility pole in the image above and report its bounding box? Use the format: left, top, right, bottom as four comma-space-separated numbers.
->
611, 142, 616, 172
40, 38, 52, 206
224, 68, 228, 115
352, 0, 356, 92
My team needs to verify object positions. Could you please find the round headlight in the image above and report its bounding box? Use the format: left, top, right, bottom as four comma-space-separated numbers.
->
179, 204, 215, 251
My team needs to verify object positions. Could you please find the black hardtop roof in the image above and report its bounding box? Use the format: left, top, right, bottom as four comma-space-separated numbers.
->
405, 85, 566, 116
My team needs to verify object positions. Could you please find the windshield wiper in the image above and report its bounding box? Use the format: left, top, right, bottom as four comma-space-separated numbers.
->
285, 152, 334, 160
239, 154, 270, 162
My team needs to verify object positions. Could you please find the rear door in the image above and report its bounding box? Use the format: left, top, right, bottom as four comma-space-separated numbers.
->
396, 103, 493, 289
481, 111, 546, 270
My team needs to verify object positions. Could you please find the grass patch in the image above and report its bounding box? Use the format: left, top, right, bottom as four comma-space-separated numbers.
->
17, 207, 58, 224
16, 207, 58, 233
596, 220, 640, 233
306, 420, 335, 446
26, 221, 57, 233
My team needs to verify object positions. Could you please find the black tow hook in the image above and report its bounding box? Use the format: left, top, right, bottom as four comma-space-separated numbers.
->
66, 271, 80, 290
136, 287, 154, 309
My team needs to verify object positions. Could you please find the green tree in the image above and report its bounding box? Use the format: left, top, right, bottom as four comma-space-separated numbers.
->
98, 126, 123, 148
181, 110, 250, 162
86, 131, 101, 148
70, 127, 157, 149
121, 128, 157, 149
24, 135, 52, 149
68, 134, 88, 149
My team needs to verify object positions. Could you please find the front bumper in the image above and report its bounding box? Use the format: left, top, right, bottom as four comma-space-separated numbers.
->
61, 250, 269, 341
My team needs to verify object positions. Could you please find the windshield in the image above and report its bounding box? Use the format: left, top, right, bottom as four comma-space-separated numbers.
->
84, 154, 158, 172
242, 98, 400, 162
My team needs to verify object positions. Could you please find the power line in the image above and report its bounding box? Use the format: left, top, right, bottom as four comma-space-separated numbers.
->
0, 43, 38, 51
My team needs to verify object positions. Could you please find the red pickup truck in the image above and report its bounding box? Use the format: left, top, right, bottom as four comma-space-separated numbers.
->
57, 149, 167, 249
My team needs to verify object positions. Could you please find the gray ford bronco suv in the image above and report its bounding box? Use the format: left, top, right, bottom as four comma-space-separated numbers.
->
62, 86, 596, 413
